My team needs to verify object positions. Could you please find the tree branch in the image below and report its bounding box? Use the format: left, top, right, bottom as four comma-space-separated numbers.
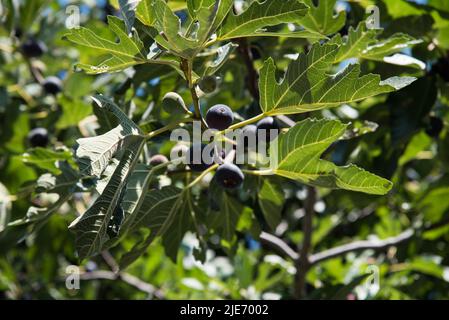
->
24, 57, 44, 84
425, 215, 449, 231
276, 115, 297, 128
309, 229, 414, 265
181, 58, 207, 128
260, 231, 299, 261
101, 251, 119, 273
236, 38, 259, 101
294, 186, 316, 299
79, 270, 164, 299
96, 251, 164, 299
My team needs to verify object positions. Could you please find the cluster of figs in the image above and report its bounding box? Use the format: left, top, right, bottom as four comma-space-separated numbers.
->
20, 38, 63, 148
153, 87, 280, 190
20, 37, 283, 190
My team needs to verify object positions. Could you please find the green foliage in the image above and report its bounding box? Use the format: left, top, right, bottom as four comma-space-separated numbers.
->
258, 43, 415, 115
330, 22, 422, 67
1, 0, 449, 301
299, 0, 346, 36
69, 137, 144, 259
64, 16, 150, 74
270, 118, 392, 195
216, 0, 307, 40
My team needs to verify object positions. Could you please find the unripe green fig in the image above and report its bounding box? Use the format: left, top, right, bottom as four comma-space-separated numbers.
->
198, 76, 218, 93
161, 92, 187, 115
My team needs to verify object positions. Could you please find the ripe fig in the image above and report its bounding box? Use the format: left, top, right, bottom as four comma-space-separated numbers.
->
257, 116, 279, 131
85, 261, 98, 273
215, 163, 245, 189
42, 76, 63, 95
206, 104, 234, 131
27, 127, 49, 147
21, 39, 47, 58
149, 154, 169, 166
